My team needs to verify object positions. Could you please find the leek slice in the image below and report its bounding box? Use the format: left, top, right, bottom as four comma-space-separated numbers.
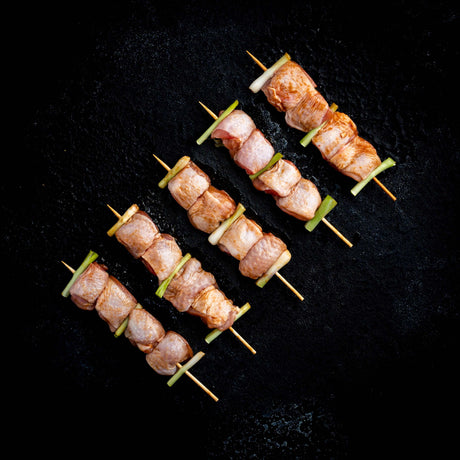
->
205, 302, 251, 344
156, 253, 192, 298
256, 250, 292, 288
300, 103, 338, 147
107, 204, 139, 237
350, 157, 396, 196
61, 250, 99, 297
158, 156, 190, 189
305, 195, 337, 231
114, 316, 129, 338
248, 153, 283, 180
196, 100, 239, 145
208, 203, 246, 245
167, 351, 205, 387
249, 53, 291, 93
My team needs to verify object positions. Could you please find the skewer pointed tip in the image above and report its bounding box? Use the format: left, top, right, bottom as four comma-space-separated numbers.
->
275, 272, 304, 301
246, 50, 267, 71
153, 154, 171, 171
106, 204, 121, 218
198, 101, 218, 120
61, 261, 75, 273
229, 327, 256, 354
373, 177, 397, 201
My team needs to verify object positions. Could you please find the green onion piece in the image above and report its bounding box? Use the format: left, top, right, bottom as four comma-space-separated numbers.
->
196, 100, 239, 145
248, 153, 284, 180
167, 351, 205, 387
208, 202, 245, 245
256, 250, 292, 288
114, 316, 129, 338
158, 156, 190, 189
205, 302, 251, 344
300, 122, 325, 147
156, 253, 192, 298
305, 195, 337, 232
350, 157, 396, 196
249, 53, 291, 93
61, 250, 99, 297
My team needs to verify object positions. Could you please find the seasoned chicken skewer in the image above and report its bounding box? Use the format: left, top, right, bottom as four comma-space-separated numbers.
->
197, 100, 353, 248
246, 51, 396, 201
61, 251, 218, 401
106, 204, 256, 353
152, 154, 304, 301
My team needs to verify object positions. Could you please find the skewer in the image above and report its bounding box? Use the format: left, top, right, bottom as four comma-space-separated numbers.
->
106, 204, 258, 351
198, 101, 353, 248
152, 155, 304, 301
246, 50, 396, 201
61, 260, 219, 401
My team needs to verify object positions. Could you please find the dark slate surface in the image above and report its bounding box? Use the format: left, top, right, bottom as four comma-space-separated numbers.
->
6, 0, 459, 457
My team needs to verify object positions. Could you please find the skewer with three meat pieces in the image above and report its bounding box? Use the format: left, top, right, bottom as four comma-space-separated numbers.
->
152, 154, 304, 301
106, 204, 256, 354
61, 250, 219, 401
246, 51, 397, 201
196, 99, 353, 248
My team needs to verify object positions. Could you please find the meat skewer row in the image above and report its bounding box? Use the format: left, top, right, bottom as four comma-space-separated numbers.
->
153, 154, 304, 301
197, 100, 353, 248
61, 250, 218, 401
106, 204, 256, 354
246, 51, 396, 201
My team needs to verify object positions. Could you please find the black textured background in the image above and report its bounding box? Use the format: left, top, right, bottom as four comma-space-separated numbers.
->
6, 0, 459, 457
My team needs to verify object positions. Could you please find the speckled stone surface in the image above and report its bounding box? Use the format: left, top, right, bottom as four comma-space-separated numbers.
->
6, 0, 459, 457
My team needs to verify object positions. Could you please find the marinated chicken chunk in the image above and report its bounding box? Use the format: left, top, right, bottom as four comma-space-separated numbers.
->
218, 215, 264, 261
145, 331, 193, 376
141, 233, 183, 283
239, 233, 287, 279
285, 89, 332, 133
331, 136, 381, 182
168, 161, 210, 210
69, 262, 109, 310
262, 60, 317, 112
95, 275, 137, 332
312, 111, 357, 161
275, 178, 322, 221
211, 109, 256, 157
190, 286, 238, 331
253, 159, 301, 197
187, 186, 236, 233
124, 307, 166, 353
115, 211, 160, 259
164, 257, 217, 312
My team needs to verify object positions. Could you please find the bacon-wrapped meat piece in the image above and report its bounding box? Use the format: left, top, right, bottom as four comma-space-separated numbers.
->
209, 108, 322, 222
211, 109, 256, 157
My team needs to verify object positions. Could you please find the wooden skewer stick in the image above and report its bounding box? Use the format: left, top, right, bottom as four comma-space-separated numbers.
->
246, 50, 396, 201
61, 261, 219, 401
107, 203, 258, 351
152, 155, 304, 301
198, 101, 353, 248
